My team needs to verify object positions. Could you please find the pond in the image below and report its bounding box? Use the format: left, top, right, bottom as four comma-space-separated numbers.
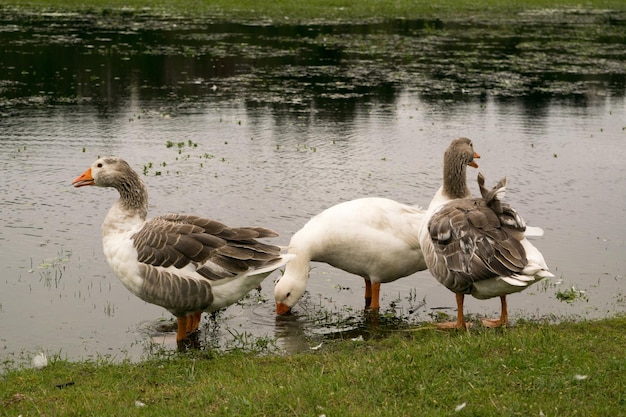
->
1, 7, 625, 366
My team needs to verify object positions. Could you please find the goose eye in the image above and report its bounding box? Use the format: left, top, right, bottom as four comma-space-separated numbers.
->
285, 292, 291, 298
97, 163, 103, 168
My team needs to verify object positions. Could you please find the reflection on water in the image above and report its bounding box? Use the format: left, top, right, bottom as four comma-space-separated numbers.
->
1, 8, 625, 110
0, 8, 625, 366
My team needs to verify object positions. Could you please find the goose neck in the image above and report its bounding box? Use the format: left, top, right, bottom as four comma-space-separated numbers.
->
115, 172, 149, 220
442, 156, 471, 200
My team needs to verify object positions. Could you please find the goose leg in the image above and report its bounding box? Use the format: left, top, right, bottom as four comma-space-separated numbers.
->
437, 293, 471, 329
176, 312, 203, 351
364, 280, 381, 311
481, 296, 508, 328
176, 316, 189, 346
369, 282, 381, 311
187, 311, 202, 334
364, 279, 372, 309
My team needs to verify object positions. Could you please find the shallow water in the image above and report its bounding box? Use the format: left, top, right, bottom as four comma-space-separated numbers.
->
1, 8, 625, 366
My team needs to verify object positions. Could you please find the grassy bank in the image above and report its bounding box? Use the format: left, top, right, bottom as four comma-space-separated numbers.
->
2, 318, 625, 416
3, 0, 626, 22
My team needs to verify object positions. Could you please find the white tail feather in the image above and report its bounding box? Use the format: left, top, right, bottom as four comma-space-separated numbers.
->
524, 226, 544, 237
537, 270, 555, 279
500, 276, 531, 287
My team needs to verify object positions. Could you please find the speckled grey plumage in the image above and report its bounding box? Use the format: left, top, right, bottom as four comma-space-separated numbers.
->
132, 214, 284, 315
428, 173, 531, 295
441, 137, 476, 200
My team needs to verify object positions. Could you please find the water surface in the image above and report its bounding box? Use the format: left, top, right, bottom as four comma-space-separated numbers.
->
1, 8, 625, 365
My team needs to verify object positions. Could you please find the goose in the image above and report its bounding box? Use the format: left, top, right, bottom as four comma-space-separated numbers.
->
274, 197, 427, 315
72, 156, 293, 348
418, 137, 553, 329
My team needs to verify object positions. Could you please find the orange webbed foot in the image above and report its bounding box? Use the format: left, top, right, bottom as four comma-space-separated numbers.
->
481, 318, 507, 328
436, 321, 473, 330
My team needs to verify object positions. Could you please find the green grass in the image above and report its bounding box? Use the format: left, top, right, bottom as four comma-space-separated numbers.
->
2, 317, 625, 416
3, 0, 626, 22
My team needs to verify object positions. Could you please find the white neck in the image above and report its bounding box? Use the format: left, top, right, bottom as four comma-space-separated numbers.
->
103, 200, 145, 238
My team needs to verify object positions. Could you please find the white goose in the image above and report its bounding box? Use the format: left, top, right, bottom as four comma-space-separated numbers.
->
274, 197, 427, 315
418, 137, 553, 329
73, 156, 293, 348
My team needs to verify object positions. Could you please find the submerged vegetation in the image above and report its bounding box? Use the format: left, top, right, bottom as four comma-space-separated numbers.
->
2, 0, 626, 22
2, 1, 624, 108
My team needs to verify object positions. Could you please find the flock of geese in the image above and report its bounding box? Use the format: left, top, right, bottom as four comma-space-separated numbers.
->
73, 137, 553, 348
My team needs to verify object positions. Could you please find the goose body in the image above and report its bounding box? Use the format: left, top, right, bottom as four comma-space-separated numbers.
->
73, 157, 293, 347
274, 197, 427, 315
418, 137, 553, 328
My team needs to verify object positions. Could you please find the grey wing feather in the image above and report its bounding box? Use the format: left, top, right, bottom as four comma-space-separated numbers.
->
132, 214, 283, 281
428, 196, 528, 287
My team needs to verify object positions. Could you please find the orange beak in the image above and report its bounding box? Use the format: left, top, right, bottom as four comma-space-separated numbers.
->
72, 168, 95, 187
276, 302, 292, 316
469, 152, 480, 168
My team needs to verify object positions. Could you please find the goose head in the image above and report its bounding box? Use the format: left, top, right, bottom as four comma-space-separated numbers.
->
72, 156, 148, 217
73, 157, 136, 188
445, 137, 480, 169
274, 262, 309, 315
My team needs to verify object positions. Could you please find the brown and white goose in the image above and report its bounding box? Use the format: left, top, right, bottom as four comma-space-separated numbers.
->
274, 197, 427, 315
73, 156, 293, 348
418, 137, 553, 329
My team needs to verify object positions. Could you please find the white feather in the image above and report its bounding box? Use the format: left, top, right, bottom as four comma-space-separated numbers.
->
32, 352, 48, 369
524, 226, 544, 237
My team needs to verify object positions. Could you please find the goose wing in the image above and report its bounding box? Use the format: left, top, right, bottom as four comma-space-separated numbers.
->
428, 197, 528, 285
132, 214, 282, 280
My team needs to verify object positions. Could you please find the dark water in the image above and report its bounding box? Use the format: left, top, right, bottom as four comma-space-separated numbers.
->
1, 7, 625, 366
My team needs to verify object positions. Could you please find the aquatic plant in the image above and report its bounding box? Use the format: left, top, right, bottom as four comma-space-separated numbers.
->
556, 286, 589, 304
